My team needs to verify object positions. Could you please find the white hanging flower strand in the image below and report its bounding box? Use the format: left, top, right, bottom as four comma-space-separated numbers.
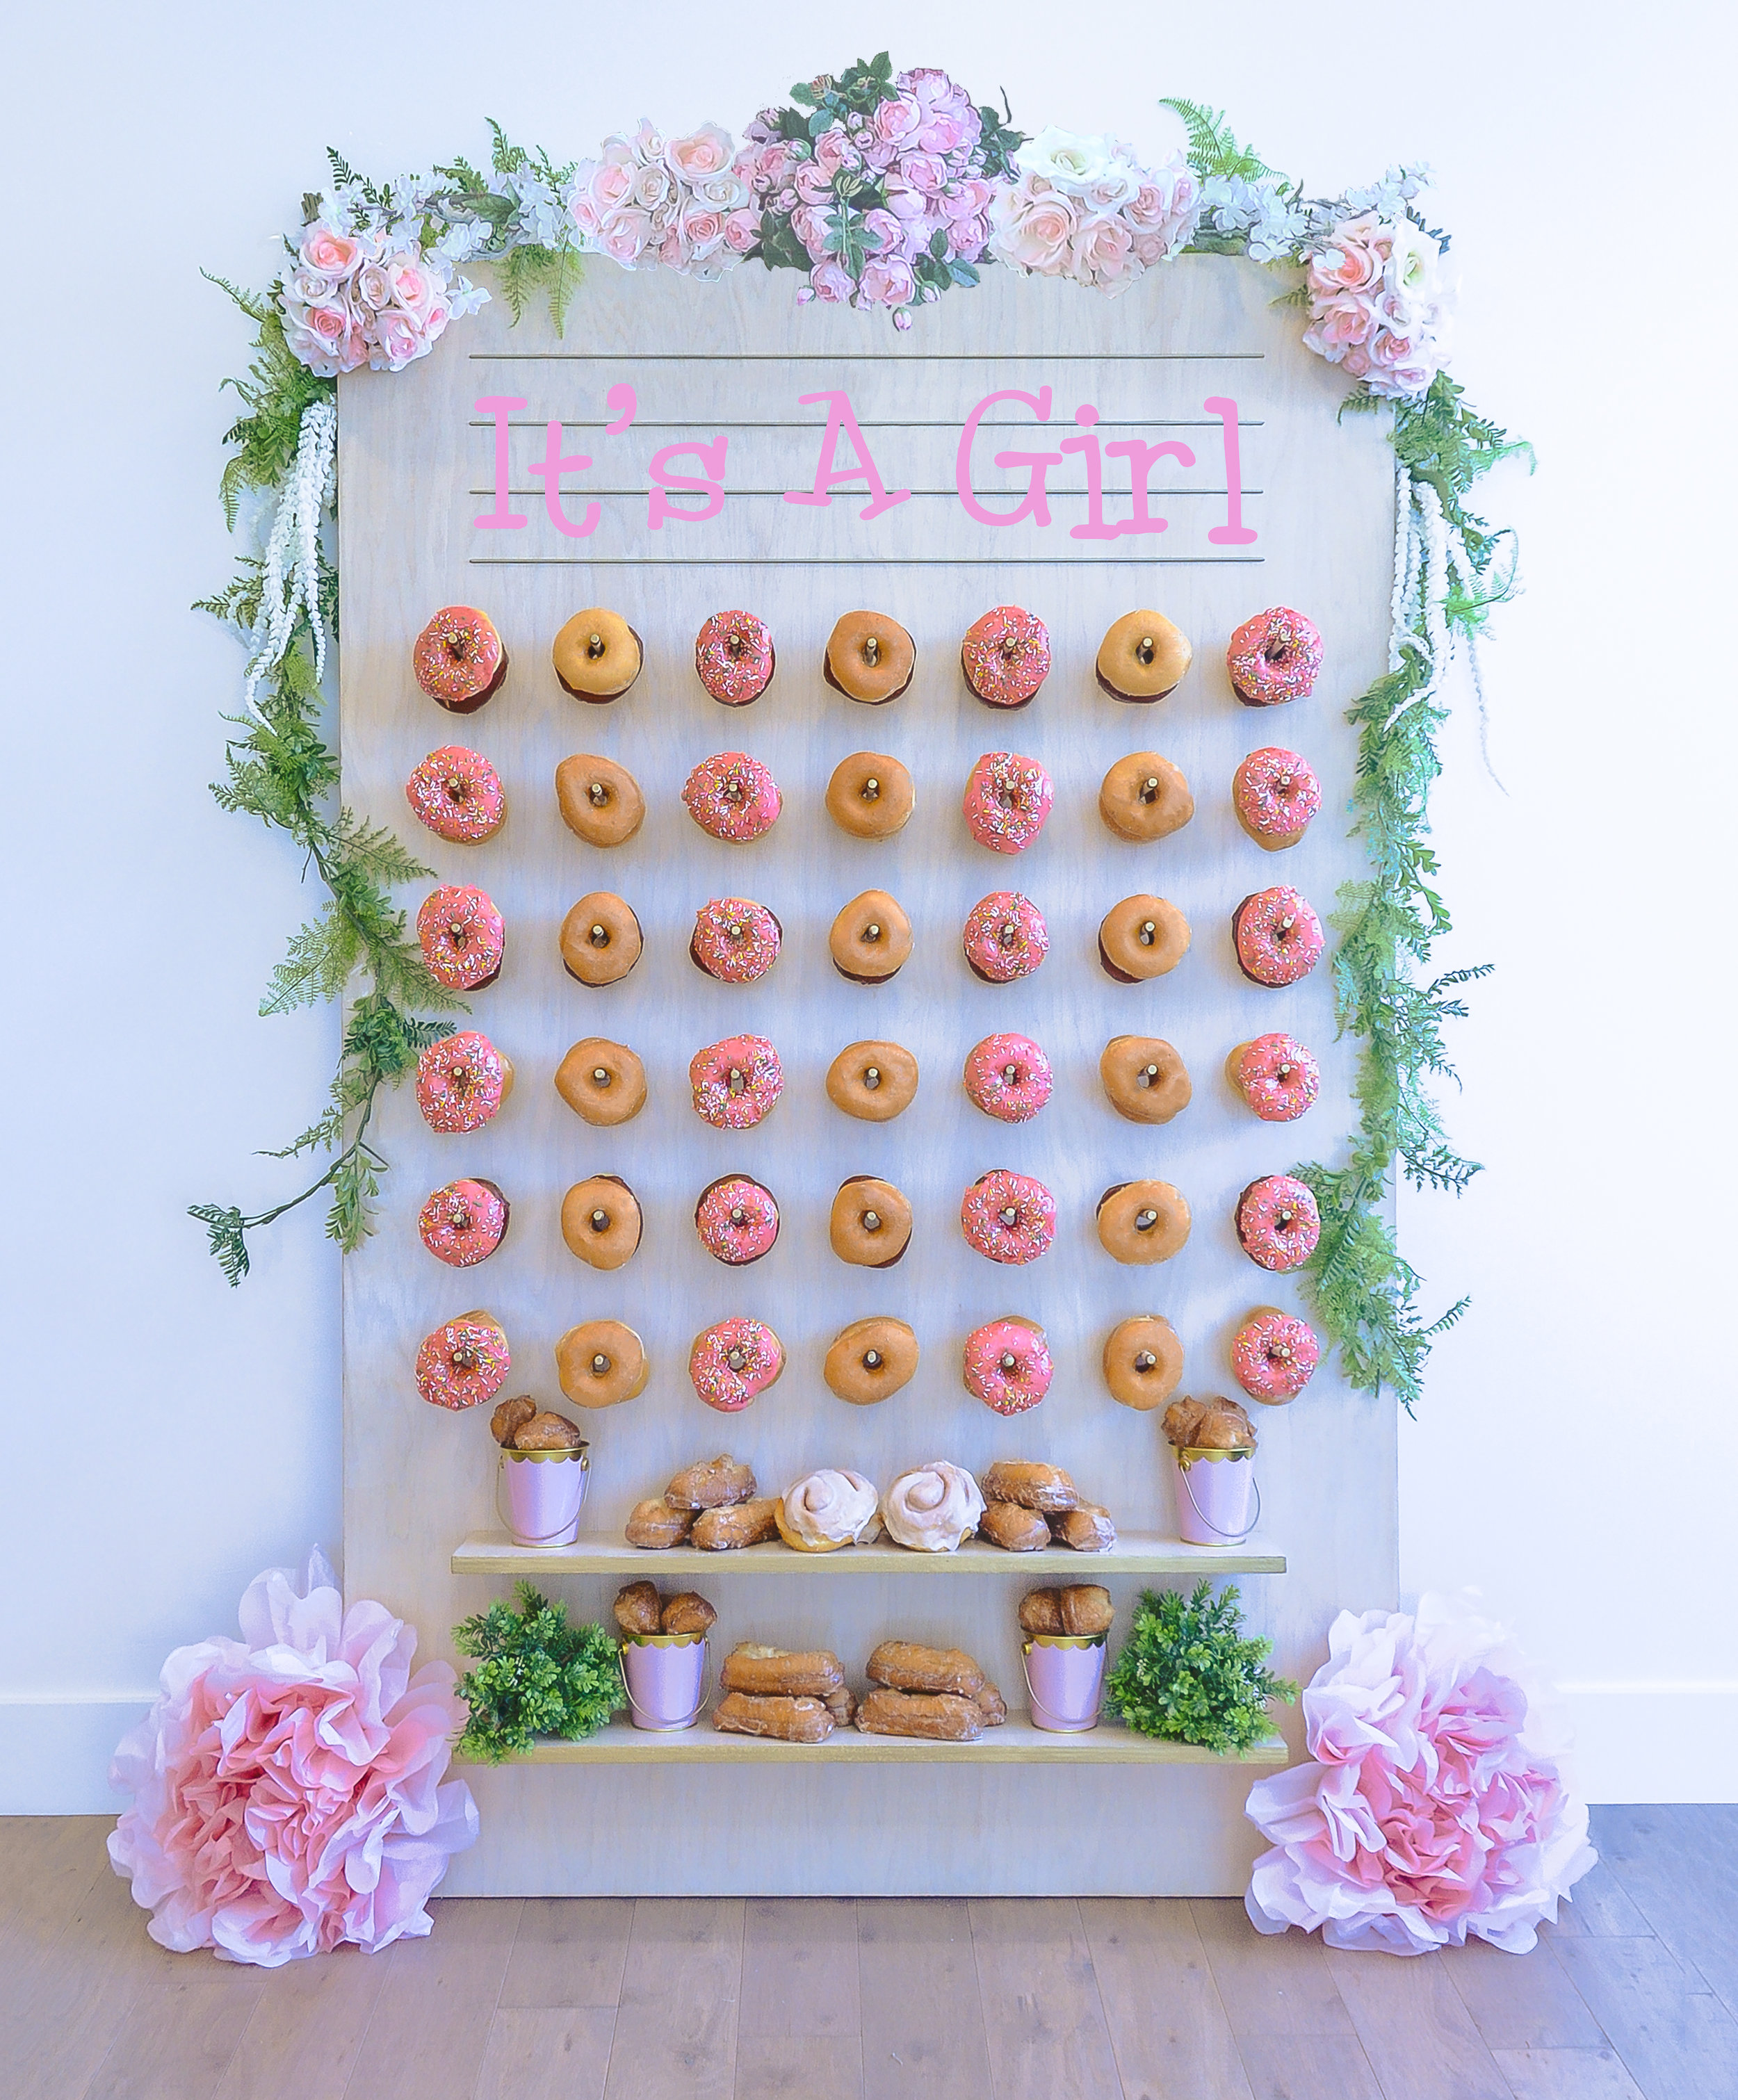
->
242, 398, 336, 718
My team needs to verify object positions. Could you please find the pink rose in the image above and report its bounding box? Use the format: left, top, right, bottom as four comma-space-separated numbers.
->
944, 177, 993, 224
951, 213, 991, 260
809, 259, 854, 304
861, 134, 899, 173
1071, 213, 1136, 291
355, 262, 392, 311
590, 158, 635, 211
373, 307, 430, 368
993, 179, 1078, 274
384, 254, 436, 318
770, 186, 799, 215
628, 161, 673, 212
813, 128, 860, 181
790, 204, 829, 257
596, 206, 653, 264
861, 254, 916, 308
882, 180, 928, 223
1312, 211, 1383, 294
300, 226, 365, 279
680, 204, 725, 256
665, 122, 734, 184
861, 206, 903, 255
756, 142, 791, 187
722, 209, 759, 255
794, 161, 832, 206
898, 150, 948, 198
303, 300, 357, 350
874, 92, 923, 148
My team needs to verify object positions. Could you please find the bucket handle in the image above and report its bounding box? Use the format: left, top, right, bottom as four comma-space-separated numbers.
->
495, 1451, 588, 1546
1178, 1461, 1261, 1543
1020, 1643, 1104, 1729
618, 1647, 713, 1732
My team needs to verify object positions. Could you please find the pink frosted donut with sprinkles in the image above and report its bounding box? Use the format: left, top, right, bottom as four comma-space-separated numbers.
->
415, 1311, 511, 1410
690, 1033, 783, 1129
683, 752, 782, 842
964, 1318, 1053, 1415
1227, 608, 1324, 707
1233, 886, 1326, 987
415, 1030, 513, 1134
963, 751, 1055, 854
964, 1033, 1053, 1123
1228, 1034, 1322, 1122
689, 1316, 785, 1412
1233, 748, 1322, 850
694, 610, 775, 706
695, 1175, 781, 1265
418, 1178, 510, 1267
417, 885, 505, 991
405, 746, 505, 844
1232, 1308, 1321, 1403
960, 1169, 1056, 1265
413, 606, 506, 713
961, 605, 1052, 708
963, 891, 1049, 983
1235, 1175, 1322, 1273
690, 897, 781, 983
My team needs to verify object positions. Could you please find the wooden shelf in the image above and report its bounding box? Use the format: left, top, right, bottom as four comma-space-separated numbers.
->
462, 1714, 1290, 1766
452, 1531, 1287, 1579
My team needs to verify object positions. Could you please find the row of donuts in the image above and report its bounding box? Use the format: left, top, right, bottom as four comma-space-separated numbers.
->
414, 603, 1322, 715
407, 744, 1319, 854
413, 1027, 1317, 1139
415, 882, 1325, 995
416, 1303, 1318, 1418
421, 1166, 1321, 1275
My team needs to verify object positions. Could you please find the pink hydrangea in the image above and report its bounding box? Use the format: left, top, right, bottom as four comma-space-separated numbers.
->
1244, 1594, 1595, 1956
990, 129, 1202, 296
108, 1549, 476, 1967
1301, 211, 1450, 400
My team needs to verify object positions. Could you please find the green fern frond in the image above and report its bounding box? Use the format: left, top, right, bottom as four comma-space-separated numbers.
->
1160, 97, 1283, 183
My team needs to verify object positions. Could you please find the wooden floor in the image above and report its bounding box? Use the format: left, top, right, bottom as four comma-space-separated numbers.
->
3, 1808, 1736, 2100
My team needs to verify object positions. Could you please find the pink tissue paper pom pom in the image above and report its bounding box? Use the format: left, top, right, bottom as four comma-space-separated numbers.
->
107, 1547, 476, 1968
1243, 1592, 1595, 1957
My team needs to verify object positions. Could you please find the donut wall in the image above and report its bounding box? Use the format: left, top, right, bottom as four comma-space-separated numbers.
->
338, 255, 1397, 1895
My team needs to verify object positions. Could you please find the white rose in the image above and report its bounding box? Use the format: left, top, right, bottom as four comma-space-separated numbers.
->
1018, 124, 1122, 198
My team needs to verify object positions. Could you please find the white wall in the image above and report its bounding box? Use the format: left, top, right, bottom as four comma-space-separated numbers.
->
5, 0, 1730, 1811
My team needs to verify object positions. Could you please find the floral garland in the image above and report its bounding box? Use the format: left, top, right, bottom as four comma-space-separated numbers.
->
193, 76, 1519, 1411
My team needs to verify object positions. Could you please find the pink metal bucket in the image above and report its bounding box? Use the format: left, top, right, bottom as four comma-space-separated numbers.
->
496, 1448, 589, 1547
1023, 1636, 1107, 1732
621, 1634, 710, 1732
1173, 1447, 1258, 1546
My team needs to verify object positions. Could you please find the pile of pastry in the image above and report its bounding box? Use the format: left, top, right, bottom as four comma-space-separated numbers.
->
1160, 1395, 1257, 1452
713, 1639, 1008, 1745
624, 1456, 1116, 1555
611, 1581, 716, 1638
489, 1397, 586, 1451
1018, 1583, 1115, 1638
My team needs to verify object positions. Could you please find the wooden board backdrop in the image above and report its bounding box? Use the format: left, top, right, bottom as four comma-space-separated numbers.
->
338, 255, 1397, 1895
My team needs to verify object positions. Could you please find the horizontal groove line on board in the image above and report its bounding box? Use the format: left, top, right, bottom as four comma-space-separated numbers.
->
466, 350, 1266, 362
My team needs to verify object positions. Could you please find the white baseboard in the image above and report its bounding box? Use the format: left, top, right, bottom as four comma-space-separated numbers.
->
1559, 1685, 1738, 1804
0, 1697, 152, 1814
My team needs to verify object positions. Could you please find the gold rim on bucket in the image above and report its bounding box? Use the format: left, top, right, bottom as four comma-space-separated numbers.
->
1175, 1443, 1253, 1470
499, 1446, 590, 1465
1024, 1634, 1108, 1652
621, 1631, 706, 1650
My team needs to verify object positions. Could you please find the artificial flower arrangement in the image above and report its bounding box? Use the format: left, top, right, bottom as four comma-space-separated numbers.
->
452, 1581, 627, 1763
1104, 1581, 1298, 1755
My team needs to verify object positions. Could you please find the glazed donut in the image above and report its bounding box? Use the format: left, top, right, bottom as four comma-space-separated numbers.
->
1228, 607, 1322, 707
1103, 1315, 1185, 1410
980, 1504, 1050, 1552
1099, 1036, 1192, 1125
825, 1040, 918, 1121
419, 1178, 509, 1267
980, 1460, 1078, 1512
626, 1501, 695, 1549
665, 1455, 758, 1510
1233, 886, 1326, 986
691, 897, 781, 983
689, 1317, 785, 1413
695, 610, 774, 706
414, 606, 507, 713
690, 1034, 783, 1130
824, 1317, 920, 1404
682, 752, 782, 843
560, 893, 642, 987
695, 1175, 780, 1265
415, 1032, 513, 1134
964, 1034, 1052, 1123
1096, 1180, 1191, 1264
825, 610, 916, 704
1099, 753, 1195, 843
1235, 1175, 1322, 1273
963, 751, 1054, 854
881, 1462, 984, 1552
560, 1174, 643, 1271
553, 608, 642, 702
555, 754, 644, 847
405, 746, 505, 845
825, 752, 914, 838
1232, 1308, 1321, 1403
516, 1412, 585, 1455
963, 891, 1048, 983
416, 885, 505, 991
415, 1310, 510, 1410
829, 890, 911, 983
961, 606, 1050, 708
1099, 895, 1192, 982
830, 1176, 913, 1267
554, 1039, 647, 1126
964, 1317, 1053, 1415
1233, 748, 1322, 850
1095, 610, 1192, 703
556, 1319, 649, 1408
960, 1171, 1055, 1266
1226, 1034, 1321, 1121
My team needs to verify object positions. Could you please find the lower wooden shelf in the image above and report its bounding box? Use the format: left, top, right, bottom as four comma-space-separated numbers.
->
451, 1531, 1285, 1578
462, 1714, 1290, 1766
